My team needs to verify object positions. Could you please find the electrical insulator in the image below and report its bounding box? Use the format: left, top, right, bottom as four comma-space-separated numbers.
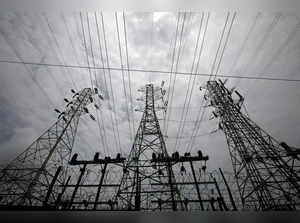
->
94, 152, 100, 161
198, 150, 203, 159
174, 151, 179, 160
70, 153, 78, 164
116, 153, 121, 160
152, 153, 157, 161
180, 165, 186, 173
89, 114, 96, 121
84, 107, 89, 113
98, 94, 104, 100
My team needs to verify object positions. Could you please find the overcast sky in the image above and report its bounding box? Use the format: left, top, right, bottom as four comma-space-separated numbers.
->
0, 12, 299, 172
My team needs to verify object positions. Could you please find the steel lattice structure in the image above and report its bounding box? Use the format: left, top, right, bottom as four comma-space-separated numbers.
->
205, 79, 300, 210
114, 84, 183, 211
0, 88, 98, 207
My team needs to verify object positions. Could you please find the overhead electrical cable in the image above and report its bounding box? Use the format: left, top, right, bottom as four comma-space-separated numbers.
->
228, 12, 262, 74
81, 12, 106, 155
262, 20, 300, 73
101, 12, 123, 154
43, 14, 78, 90
123, 12, 136, 133
94, 12, 119, 155
1, 60, 300, 82
80, 12, 94, 88
163, 12, 180, 133
189, 13, 236, 153
115, 12, 134, 142
235, 13, 282, 86
164, 12, 188, 138
186, 12, 231, 153
61, 13, 82, 67
173, 12, 204, 152
86, 12, 109, 156
18, 13, 65, 96
0, 27, 56, 107
177, 13, 210, 152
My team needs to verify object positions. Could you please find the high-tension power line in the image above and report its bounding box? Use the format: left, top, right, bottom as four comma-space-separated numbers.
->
94, 12, 120, 154
173, 12, 205, 152
115, 12, 134, 142
1, 60, 300, 82
123, 12, 136, 134
186, 12, 232, 153
101, 12, 123, 154
86, 12, 109, 156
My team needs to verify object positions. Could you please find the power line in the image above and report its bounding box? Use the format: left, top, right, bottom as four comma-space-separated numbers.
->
79, 12, 94, 88
262, 19, 300, 73
94, 12, 119, 155
22, 13, 97, 154
115, 12, 134, 142
228, 12, 262, 74
80, 12, 106, 154
61, 13, 81, 67
164, 12, 188, 138
214, 12, 236, 77
123, 12, 136, 134
86, 12, 109, 156
189, 13, 236, 153
177, 13, 210, 152
165, 131, 214, 139
236, 13, 282, 87
18, 13, 65, 96
1, 59, 300, 83
148, 12, 154, 83
251, 13, 282, 73
163, 12, 180, 133
0, 26, 56, 107
188, 12, 236, 153
42, 13, 78, 90
173, 12, 204, 152
186, 12, 231, 153
100, 12, 123, 154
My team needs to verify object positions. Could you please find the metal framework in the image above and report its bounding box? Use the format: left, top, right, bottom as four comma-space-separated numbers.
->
205, 79, 300, 210
114, 84, 183, 211
0, 88, 98, 207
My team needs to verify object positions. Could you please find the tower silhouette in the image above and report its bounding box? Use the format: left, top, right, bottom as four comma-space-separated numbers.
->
114, 84, 183, 211
0, 88, 100, 207
205, 79, 300, 210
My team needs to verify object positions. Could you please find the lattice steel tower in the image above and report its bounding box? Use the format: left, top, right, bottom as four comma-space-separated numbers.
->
114, 84, 183, 211
205, 79, 300, 210
0, 88, 99, 207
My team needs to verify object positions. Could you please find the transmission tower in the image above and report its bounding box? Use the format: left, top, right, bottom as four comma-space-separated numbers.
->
0, 87, 101, 207
205, 79, 300, 210
114, 83, 183, 211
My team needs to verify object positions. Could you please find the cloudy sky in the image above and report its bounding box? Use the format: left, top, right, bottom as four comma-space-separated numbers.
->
0, 12, 299, 172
